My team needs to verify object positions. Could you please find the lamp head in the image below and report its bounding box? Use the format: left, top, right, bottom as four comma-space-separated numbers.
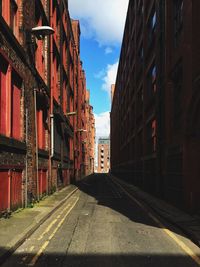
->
31, 26, 55, 40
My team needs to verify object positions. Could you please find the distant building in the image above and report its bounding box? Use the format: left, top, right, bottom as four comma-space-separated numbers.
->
111, 84, 115, 103
84, 90, 95, 176
98, 137, 110, 173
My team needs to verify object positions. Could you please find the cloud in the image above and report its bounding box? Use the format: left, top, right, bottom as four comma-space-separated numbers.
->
94, 69, 106, 79
94, 111, 110, 167
68, 0, 129, 46
102, 61, 119, 95
94, 111, 110, 139
105, 47, 113, 55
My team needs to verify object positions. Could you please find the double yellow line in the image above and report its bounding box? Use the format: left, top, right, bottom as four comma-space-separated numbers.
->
111, 177, 200, 266
27, 195, 79, 266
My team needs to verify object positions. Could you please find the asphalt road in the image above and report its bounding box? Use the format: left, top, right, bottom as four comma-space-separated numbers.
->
2, 173, 200, 267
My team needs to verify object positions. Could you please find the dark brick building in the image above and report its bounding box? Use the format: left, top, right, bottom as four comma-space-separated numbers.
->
111, 0, 200, 213
0, 0, 94, 215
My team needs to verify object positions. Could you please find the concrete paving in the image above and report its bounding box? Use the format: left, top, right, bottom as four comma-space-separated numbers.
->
0, 173, 200, 266
110, 174, 200, 247
2, 173, 200, 267
0, 184, 77, 265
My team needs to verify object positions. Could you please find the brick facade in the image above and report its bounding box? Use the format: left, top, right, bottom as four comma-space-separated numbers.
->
0, 0, 95, 215
98, 137, 110, 173
111, 0, 200, 213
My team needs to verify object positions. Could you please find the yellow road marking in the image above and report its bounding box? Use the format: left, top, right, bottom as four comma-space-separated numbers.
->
28, 197, 79, 266
37, 204, 70, 241
21, 246, 35, 263
28, 241, 49, 266
37, 189, 79, 241
112, 178, 200, 266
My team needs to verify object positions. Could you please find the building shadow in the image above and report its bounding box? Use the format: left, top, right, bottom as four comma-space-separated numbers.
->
0, 173, 200, 267
0, 249, 199, 267
76, 173, 197, 243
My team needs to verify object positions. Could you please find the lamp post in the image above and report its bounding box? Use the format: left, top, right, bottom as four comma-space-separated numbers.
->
76, 129, 87, 132
66, 111, 77, 116
27, 25, 54, 203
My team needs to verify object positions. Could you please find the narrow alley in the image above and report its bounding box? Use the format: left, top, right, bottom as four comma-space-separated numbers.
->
1, 174, 200, 267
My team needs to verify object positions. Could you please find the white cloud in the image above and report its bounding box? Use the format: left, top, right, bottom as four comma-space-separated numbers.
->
105, 47, 113, 55
94, 111, 110, 166
102, 61, 119, 95
94, 69, 106, 79
94, 111, 110, 139
68, 0, 129, 46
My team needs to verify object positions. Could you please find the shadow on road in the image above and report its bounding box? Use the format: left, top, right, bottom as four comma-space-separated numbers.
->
77, 173, 170, 230
76, 173, 199, 246
0, 173, 199, 267
0, 248, 199, 267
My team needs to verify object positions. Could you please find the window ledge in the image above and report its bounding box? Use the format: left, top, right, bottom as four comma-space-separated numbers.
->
0, 135, 26, 153
38, 149, 49, 158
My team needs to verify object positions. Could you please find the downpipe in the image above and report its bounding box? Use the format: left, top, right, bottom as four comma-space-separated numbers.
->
34, 88, 39, 202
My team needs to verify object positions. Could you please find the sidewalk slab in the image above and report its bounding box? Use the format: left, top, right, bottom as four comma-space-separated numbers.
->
110, 174, 200, 247
0, 184, 77, 264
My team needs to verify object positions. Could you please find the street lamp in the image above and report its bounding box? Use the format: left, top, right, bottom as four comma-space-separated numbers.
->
28, 25, 54, 203
77, 129, 87, 132
66, 111, 77, 116
31, 26, 55, 39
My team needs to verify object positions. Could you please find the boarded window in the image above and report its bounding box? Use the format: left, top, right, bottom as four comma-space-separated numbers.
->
0, 56, 8, 135
0, 171, 9, 212
37, 109, 46, 150
38, 170, 47, 196
10, 170, 22, 210
11, 70, 22, 140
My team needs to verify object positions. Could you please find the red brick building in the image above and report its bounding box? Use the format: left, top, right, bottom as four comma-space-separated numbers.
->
0, 0, 94, 216
111, 0, 200, 213
98, 137, 110, 173
85, 90, 95, 176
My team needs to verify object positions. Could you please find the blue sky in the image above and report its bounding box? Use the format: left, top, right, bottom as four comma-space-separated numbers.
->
68, 0, 129, 139
80, 38, 119, 114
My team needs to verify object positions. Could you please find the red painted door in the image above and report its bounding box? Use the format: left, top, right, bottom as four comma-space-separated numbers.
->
0, 171, 9, 212
41, 170, 47, 195
10, 171, 22, 210
62, 170, 69, 186
11, 82, 21, 140
39, 170, 47, 196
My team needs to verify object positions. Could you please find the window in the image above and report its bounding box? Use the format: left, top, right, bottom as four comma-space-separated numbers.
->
136, 87, 143, 118
147, 10, 156, 48
172, 62, 182, 130
147, 63, 156, 101
52, 47, 60, 103
174, 0, 183, 47
146, 119, 156, 154
37, 109, 46, 150
10, 0, 18, 33
0, 55, 8, 136
35, 8, 45, 80
0, 54, 22, 139
1, 0, 19, 38
11, 70, 22, 139
138, 43, 144, 63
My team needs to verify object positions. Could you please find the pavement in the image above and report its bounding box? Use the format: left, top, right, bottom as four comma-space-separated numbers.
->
109, 174, 200, 248
0, 184, 77, 265
1, 175, 200, 265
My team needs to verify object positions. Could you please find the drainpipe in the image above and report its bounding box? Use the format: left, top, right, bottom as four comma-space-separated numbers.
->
50, 114, 54, 158
34, 88, 39, 201
25, 108, 28, 207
